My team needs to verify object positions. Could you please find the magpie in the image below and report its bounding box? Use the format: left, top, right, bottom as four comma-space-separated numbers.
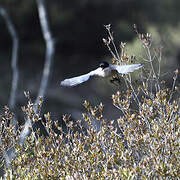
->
60, 61, 143, 87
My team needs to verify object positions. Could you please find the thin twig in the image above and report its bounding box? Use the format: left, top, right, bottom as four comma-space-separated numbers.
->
146, 47, 160, 92
108, 31, 121, 63
124, 74, 140, 106
105, 24, 121, 63
168, 70, 178, 104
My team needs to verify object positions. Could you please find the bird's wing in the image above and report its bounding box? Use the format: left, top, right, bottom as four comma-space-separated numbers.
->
111, 64, 143, 74
60, 69, 98, 87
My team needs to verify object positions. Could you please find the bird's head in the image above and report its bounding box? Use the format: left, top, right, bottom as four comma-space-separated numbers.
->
99, 61, 109, 69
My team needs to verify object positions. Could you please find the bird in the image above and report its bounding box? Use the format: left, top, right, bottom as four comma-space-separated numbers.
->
60, 61, 143, 87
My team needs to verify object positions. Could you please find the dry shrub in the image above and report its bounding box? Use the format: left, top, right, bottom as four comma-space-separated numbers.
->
1, 25, 180, 179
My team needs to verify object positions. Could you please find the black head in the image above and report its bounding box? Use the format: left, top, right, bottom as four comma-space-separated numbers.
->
99, 61, 109, 69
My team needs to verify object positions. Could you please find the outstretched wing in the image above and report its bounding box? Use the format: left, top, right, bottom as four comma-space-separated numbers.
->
60, 70, 98, 87
111, 64, 143, 74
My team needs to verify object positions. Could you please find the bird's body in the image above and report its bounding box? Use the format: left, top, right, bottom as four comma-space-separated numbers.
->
60, 61, 143, 87
90, 67, 116, 78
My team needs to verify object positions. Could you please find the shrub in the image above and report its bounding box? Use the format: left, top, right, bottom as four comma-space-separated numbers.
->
1, 25, 180, 179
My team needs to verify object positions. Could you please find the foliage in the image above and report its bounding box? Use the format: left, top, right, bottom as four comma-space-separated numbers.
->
0, 26, 180, 179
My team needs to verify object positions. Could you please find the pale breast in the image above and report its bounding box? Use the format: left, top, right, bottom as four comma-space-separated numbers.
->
99, 67, 117, 77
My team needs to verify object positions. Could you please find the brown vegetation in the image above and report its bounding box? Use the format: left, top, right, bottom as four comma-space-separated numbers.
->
1, 26, 180, 179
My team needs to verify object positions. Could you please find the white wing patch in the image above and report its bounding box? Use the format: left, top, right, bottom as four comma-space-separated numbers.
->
111, 64, 143, 74
60, 72, 94, 87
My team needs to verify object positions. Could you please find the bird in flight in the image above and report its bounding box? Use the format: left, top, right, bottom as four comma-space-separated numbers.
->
60, 61, 143, 87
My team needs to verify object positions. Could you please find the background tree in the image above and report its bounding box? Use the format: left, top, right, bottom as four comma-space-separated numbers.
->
0, 0, 55, 168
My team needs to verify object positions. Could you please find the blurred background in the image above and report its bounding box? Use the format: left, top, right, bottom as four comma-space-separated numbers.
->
0, 0, 180, 122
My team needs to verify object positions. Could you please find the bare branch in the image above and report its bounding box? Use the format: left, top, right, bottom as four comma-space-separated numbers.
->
0, 8, 19, 110
0, 8, 19, 167
18, 0, 55, 157
35, 0, 55, 105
